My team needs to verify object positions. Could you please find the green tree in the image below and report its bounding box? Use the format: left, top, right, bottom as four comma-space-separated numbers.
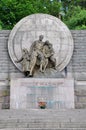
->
0, 0, 61, 29
63, 6, 86, 30
0, 0, 86, 30
0, 21, 3, 30
61, 0, 86, 13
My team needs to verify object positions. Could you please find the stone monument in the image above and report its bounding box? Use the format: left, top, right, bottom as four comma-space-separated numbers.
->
8, 14, 74, 109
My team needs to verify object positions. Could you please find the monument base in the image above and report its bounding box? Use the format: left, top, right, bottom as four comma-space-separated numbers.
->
10, 78, 74, 109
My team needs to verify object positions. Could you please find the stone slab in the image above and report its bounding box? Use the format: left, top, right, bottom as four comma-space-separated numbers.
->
10, 78, 74, 109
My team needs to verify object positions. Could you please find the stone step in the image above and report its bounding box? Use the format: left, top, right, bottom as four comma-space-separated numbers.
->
1, 128, 86, 130
0, 109, 86, 129
0, 123, 86, 128
0, 109, 86, 118
0, 121, 86, 128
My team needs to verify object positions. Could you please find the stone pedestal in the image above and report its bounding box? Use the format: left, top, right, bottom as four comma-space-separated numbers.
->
10, 78, 74, 109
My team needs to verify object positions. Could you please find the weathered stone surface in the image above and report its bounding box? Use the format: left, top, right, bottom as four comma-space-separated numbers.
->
74, 73, 86, 81
78, 97, 86, 103
75, 90, 86, 96
10, 78, 74, 109
75, 103, 86, 109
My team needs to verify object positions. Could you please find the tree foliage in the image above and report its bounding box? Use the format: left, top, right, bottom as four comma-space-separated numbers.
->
0, 0, 86, 30
63, 6, 86, 29
0, 0, 61, 29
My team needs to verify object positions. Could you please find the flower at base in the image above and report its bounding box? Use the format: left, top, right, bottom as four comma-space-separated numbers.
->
38, 101, 47, 109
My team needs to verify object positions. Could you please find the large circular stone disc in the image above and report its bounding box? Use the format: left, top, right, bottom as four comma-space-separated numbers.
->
8, 14, 74, 72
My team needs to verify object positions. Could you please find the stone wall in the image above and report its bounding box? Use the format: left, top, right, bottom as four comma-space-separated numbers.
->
0, 30, 22, 109
71, 30, 86, 108
0, 30, 86, 109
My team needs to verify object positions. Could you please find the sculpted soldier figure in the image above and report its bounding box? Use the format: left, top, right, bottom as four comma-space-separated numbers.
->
16, 35, 56, 77
43, 40, 56, 69
29, 35, 45, 76
30, 35, 44, 60
29, 38, 56, 75
16, 48, 30, 76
